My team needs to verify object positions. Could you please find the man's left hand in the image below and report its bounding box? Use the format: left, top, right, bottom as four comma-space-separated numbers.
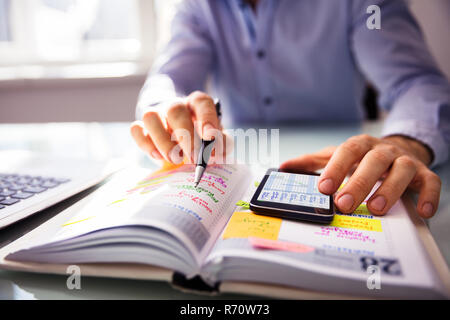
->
280, 134, 441, 218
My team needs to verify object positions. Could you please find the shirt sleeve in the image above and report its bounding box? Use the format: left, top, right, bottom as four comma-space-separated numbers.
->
350, 0, 450, 167
136, 0, 214, 120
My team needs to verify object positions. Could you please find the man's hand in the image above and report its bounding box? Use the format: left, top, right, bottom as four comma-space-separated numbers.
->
130, 91, 222, 164
280, 134, 441, 218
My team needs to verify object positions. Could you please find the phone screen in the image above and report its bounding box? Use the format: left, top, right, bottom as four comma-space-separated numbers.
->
257, 171, 330, 210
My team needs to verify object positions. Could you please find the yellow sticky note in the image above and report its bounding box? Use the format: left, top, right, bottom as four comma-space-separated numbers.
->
330, 215, 382, 232
223, 211, 282, 240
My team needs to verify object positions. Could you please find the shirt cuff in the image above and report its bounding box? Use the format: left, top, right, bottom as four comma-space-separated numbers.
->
382, 119, 449, 167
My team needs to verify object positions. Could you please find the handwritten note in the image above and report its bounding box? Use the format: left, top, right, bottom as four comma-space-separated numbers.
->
222, 211, 282, 240
330, 214, 382, 232
315, 227, 377, 243
249, 237, 314, 253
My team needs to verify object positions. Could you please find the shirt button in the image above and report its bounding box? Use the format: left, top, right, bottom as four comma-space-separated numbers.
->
257, 50, 265, 59
264, 97, 273, 106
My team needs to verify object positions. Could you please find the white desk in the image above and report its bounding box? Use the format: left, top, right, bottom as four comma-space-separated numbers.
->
0, 121, 449, 299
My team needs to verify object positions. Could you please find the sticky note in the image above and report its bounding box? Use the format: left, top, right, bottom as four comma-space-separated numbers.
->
223, 211, 282, 240
235, 200, 250, 209
330, 215, 382, 232
249, 237, 314, 253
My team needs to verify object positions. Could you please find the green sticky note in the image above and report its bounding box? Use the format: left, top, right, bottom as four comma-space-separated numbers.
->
236, 200, 250, 209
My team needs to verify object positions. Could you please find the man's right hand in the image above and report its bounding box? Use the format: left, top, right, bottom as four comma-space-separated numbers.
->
130, 91, 222, 164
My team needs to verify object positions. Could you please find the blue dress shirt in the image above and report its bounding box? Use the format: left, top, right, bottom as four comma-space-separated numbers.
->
137, 0, 450, 166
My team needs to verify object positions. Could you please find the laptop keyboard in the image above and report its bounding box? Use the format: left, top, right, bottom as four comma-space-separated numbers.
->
0, 174, 70, 210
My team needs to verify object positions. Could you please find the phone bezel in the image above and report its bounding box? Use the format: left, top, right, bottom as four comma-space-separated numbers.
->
249, 168, 335, 224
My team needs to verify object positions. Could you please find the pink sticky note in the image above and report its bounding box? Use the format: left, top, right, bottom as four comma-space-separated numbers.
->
249, 237, 315, 253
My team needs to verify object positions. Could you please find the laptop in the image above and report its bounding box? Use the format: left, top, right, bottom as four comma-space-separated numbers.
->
0, 151, 115, 229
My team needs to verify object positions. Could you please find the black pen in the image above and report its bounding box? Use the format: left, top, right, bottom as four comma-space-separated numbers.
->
194, 100, 222, 187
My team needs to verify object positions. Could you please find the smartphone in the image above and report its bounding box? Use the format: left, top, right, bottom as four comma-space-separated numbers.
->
249, 168, 335, 224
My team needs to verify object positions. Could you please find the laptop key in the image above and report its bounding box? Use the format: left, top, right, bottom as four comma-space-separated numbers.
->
8, 185, 25, 191
23, 186, 47, 193
52, 178, 71, 184
12, 192, 34, 199
4, 176, 18, 182
0, 190, 16, 197
0, 198, 20, 205
0, 182, 11, 188
16, 177, 32, 184
0, 205, 4, 209
40, 181, 59, 188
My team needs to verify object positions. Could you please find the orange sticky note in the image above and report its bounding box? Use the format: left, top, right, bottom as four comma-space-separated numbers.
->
249, 237, 315, 253
223, 211, 282, 240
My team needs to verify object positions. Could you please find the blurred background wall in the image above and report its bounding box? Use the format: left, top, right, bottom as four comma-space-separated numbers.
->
0, 0, 449, 123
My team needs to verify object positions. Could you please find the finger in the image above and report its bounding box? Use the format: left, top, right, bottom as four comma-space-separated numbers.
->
206, 130, 228, 164
335, 146, 396, 213
130, 121, 163, 160
279, 146, 336, 173
414, 169, 441, 218
142, 111, 181, 163
165, 102, 196, 163
319, 135, 376, 195
187, 91, 220, 140
367, 155, 417, 215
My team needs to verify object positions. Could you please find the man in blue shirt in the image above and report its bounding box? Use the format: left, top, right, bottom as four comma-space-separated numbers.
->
131, 0, 450, 219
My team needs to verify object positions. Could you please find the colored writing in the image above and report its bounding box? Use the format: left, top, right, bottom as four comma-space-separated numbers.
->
164, 191, 213, 213
322, 244, 375, 256
190, 173, 228, 189
186, 177, 225, 195
173, 184, 219, 203
315, 226, 376, 243
223, 211, 282, 240
249, 237, 314, 253
127, 177, 170, 194
62, 216, 94, 227
208, 164, 233, 175
162, 202, 203, 221
330, 215, 382, 232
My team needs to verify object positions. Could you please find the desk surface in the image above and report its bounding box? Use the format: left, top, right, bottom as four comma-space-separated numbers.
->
0, 121, 449, 299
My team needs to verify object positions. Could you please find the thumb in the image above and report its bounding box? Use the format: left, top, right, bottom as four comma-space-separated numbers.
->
280, 146, 336, 172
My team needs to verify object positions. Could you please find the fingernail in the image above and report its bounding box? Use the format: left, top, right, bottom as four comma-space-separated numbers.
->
151, 150, 162, 160
203, 123, 216, 140
319, 179, 334, 194
370, 196, 386, 212
422, 202, 434, 218
337, 194, 354, 212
